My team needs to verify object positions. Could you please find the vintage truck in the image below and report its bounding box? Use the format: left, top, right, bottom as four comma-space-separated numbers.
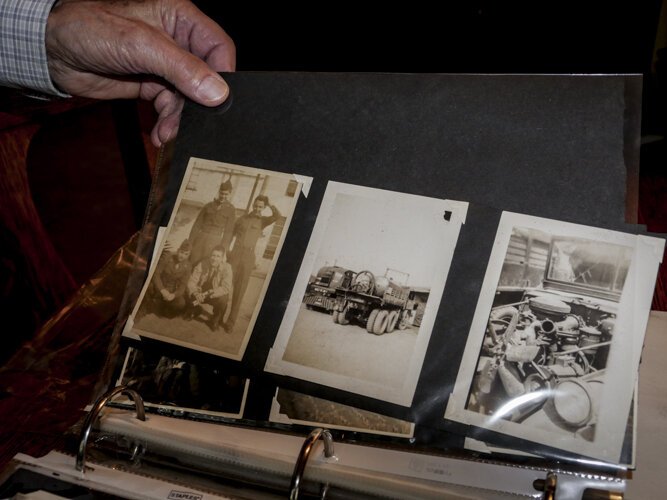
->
331, 268, 417, 335
303, 266, 354, 312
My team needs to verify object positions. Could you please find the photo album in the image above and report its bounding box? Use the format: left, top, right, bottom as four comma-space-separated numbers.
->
114, 155, 662, 470
11, 73, 658, 499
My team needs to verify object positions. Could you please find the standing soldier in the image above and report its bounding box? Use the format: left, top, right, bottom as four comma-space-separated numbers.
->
226, 195, 281, 330
189, 178, 236, 266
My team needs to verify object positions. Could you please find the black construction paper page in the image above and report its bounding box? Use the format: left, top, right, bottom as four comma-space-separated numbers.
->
171, 72, 637, 229
119, 72, 653, 466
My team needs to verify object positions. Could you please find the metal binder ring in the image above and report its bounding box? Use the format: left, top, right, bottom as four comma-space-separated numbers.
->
541, 471, 557, 500
289, 428, 335, 500
76, 385, 145, 472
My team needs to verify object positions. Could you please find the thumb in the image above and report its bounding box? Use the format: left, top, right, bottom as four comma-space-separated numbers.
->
146, 36, 230, 106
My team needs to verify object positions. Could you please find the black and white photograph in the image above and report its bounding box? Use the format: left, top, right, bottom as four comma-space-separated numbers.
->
117, 347, 249, 418
124, 158, 302, 360
265, 182, 467, 406
270, 388, 414, 438
445, 212, 664, 462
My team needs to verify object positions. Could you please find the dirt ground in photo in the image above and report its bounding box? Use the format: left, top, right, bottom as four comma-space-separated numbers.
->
134, 276, 263, 357
282, 305, 419, 388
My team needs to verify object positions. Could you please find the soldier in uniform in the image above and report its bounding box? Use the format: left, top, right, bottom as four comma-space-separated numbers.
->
145, 239, 192, 317
184, 245, 233, 332
188, 178, 236, 266
226, 195, 281, 330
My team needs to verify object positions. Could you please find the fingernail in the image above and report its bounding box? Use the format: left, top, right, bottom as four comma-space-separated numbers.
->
196, 75, 228, 103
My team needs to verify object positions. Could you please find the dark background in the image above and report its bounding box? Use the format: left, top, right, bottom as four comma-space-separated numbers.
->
212, 3, 660, 73
199, 2, 667, 227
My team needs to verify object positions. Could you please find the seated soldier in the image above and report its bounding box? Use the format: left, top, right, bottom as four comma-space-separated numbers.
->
146, 239, 192, 317
185, 245, 233, 332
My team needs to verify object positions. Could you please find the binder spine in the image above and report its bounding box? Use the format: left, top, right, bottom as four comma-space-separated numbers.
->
84, 391, 627, 499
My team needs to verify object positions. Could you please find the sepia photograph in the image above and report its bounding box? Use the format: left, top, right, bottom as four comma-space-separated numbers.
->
124, 158, 302, 360
270, 388, 414, 438
445, 212, 664, 462
265, 182, 468, 406
117, 347, 249, 418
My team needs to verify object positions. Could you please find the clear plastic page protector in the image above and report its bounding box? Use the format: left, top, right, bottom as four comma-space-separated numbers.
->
100, 73, 660, 480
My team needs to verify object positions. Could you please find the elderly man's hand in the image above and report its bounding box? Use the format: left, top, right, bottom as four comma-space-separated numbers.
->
46, 0, 235, 146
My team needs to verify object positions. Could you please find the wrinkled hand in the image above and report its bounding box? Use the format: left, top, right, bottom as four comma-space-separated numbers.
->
46, 0, 235, 146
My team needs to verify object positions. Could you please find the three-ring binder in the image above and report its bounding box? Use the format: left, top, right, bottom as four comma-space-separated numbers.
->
72, 388, 627, 499
289, 428, 335, 500
76, 385, 145, 472
77, 392, 338, 498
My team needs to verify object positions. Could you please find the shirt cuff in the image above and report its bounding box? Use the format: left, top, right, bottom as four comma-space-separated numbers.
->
0, 0, 69, 97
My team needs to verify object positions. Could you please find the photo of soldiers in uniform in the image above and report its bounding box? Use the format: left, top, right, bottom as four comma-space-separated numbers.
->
128, 158, 301, 360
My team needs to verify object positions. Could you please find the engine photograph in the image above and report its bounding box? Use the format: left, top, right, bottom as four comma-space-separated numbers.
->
466, 227, 633, 441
